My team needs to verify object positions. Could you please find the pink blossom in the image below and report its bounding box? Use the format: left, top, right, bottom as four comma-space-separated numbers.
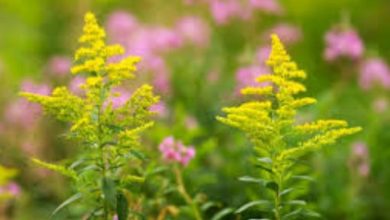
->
324, 27, 364, 62
150, 101, 169, 118
249, 0, 283, 14
0, 182, 21, 198
210, 0, 242, 25
46, 56, 71, 77
235, 65, 269, 94
256, 45, 271, 65
108, 87, 131, 109
69, 76, 86, 96
352, 142, 368, 157
149, 27, 183, 52
5, 81, 51, 129
263, 24, 302, 45
159, 136, 196, 166
21, 80, 51, 95
176, 16, 210, 47
359, 57, 390, 90
106, 11, 138, 44
350, 142, 370, 178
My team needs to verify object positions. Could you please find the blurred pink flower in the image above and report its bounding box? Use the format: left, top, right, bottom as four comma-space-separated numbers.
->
256, 45, 271, 65
263, 24, 302, 45
46, 56, 71, 77
235, 65, 269, 94
69, 76, 86, 96
5, 81, 51, 129
108, 87, 131, 109
21, 80, 51, 95
324, 27, 364, 62
0, 182, 21, 198
176, 16, 210, 47
350, 141, 370, 177
159, 136, 196, 166
150, 27, 183, 52
249, 0, 283, 14
359, 57, 390, 90
210, 0, 242, 25
106, 10, 139, 44
150, 101, 169, 118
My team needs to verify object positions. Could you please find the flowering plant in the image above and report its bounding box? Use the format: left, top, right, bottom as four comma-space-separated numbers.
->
218, 34, 361, 219
20, 12, 158, 219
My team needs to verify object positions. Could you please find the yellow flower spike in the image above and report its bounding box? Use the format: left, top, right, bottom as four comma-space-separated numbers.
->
19, 12, 159, 216
218, 34, 361, 218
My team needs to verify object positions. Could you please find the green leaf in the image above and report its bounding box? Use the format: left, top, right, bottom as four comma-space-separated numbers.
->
211, 208, 234, 220
201, 201, 220, 211
265, 181, 279, 192
129, 149, 146, 161
238, 176, 266, 184
302, 209, 321, 218
284, 200, 306, 206
102, 177, 117, 209
257, 157, 273, 164
116, 193, 129, 220
254, 163, 273, 173
279, 188, 294, 197
235, 200, 271, 213
51, 193, 82, 217
282, 208, 302, 220
292, 175, 315, 182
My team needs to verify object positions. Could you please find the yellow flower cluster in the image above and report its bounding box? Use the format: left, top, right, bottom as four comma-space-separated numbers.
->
71, 12, 140, 86
19, 12, 158, 181
218, 34, 361, 167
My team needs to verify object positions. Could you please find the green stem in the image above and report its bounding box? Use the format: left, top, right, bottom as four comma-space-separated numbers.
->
273, 173, 282, 220
174, 166, 203, 220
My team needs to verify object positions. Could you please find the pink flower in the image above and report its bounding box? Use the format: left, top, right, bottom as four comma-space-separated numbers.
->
0, 182, 21, 198
209, 0, 242, 25
324, 27, 364, 62
262, 24, 302, 45
106, 11, 139, 44
358, 57, 390, 90
5, 80, 51, 129
69, 76, 86, 96
176, 16, 210, 47
350, 142, 370, 177
235, 65, 269, 94
149, 27, 183, 53
159, 136, 196, 166
46, 56, 71, 77
256, 45, 271, 65
249, 0, 283, 15
21, 80, 51, 95
108, 87, 131, 109
150, 101, 169, 118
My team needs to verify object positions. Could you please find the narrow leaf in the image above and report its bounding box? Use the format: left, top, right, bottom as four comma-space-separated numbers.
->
238, 176, 266, 184
235, 200, 270, 213
51, 193, 82, 217
211, 208, 234, 220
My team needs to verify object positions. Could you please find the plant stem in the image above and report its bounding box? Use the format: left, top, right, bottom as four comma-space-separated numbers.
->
174, 166, 203, 220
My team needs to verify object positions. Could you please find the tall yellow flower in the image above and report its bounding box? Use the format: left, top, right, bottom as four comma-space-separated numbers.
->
218, 34, 361, 219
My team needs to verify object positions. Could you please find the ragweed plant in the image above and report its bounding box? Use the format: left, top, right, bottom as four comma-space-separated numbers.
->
20, 12, 158, 219
217, 35, 361, 219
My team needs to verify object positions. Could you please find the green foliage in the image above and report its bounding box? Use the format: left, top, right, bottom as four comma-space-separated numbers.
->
218, 35, 361, 220
19, 12, 158, 219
